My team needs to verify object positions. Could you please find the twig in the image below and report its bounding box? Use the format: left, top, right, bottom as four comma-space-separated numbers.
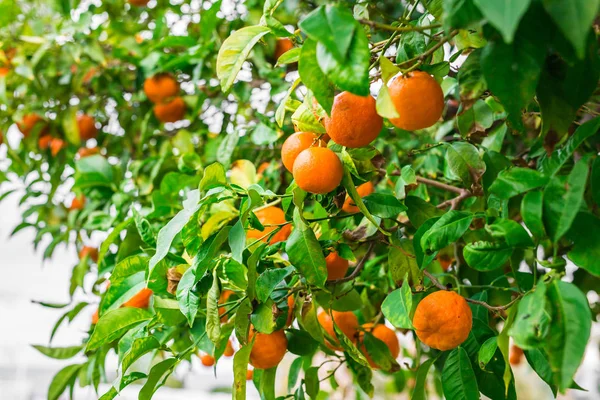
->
436, 190, 473, 210
422, 270, 522, 312
415, 176, 464, 194
360, 19, 441, 32
327, 242, 376, 284
395, 30, 458, 68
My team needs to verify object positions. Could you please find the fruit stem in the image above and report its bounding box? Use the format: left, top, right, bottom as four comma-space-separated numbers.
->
359, 19, 441, 33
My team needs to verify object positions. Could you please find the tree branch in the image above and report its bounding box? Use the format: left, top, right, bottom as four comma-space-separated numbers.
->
422, 270, 522, 312
327, 242, 376, 284
415, 176, 464, 194
360, 19, 441, 32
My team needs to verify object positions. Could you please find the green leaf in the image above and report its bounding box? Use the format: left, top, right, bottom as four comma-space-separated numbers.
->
521, 191, 546, 239
362, 193, 407, 219
508, 283, 550, 348
139, 358, 178, 400
542, 0, 599, 59
445, 142, 486, 185
47, 364, 82, 400
256, 266, 294, 303
545, 280, 592, 391
315, 20, 370, 96
443, 0, 483, 30
538, 116, 600, 176
233, 341, 254, 400
200, 162, 227, 191
420, 211, 474, 254
120, 336, 161, 375
488, 168, 549, 199
457, 49, 486, 104
567, 213, 600, 277
206, 269, 222, 344
478, 337, 498, 370
376, 83, 400, 119
524, 349, 558, 395
229, 220, 246, 264
473, 0, 531, 43
381, 279, 414, 329
592, 155, 600, 207
486, 218, 533, 248
457, 99, 494, 136
97, 218, 132, 266
299, 5, 356, 63
480, 18, 546, 128
297, 38, 335, 114
86, 308, 153, 352
149, 189, 201, 271
463, 241, 512, 271
342, 170, 389, 236
411, 358, 436, 400
388, 237, 423, 285
536, 36, 600, 136
543, 158, 589, 242
291, 102, 327, 133
305, 366, 320, 398
405, 196, 444, 228
442, 347, 479, 400
286, 329, 319, 356
33, 344, 83, 360
363, 332, 400, 372
285, 209, 327, 288
217, 25, 271, 92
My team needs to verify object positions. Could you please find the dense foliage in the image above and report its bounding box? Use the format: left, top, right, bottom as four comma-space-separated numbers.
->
1, 0, 599, 399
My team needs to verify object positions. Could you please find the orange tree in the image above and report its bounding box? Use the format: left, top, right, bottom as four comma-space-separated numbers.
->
1, 0, 599, 399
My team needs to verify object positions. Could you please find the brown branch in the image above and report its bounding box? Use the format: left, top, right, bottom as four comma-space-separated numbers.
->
327, 242, 376, 284
436, 190, 473, 210
360, 19, 441, 33
422, 270, 522, 312
416, 176, 464, 194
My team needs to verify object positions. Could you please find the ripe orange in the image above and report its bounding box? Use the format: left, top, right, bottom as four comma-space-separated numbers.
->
91, 308, 99, 325
281, 132, 323, 172
38, 135, 53, 150
438, 255, 453, 272
249, 328, 288, 369
153, 97, 186, 123
0, 67, 8, 77
219, 290, 238, 322
224, 340, 235, 357
324, 92, 382, 148
77, 147, 100, 158
246, 206, 292, 244
274, 38, 294, 61
317, 310, 359, 350
17, 114, 47, 137
50, 138, 66, 156
69, 194, 86, 211
122, 288, 153, 308
292, 147, 343, 194
77, 114, 98, 141
388, 71, 444, 131
286, 295, 295, 326
325, 250, 349, 280
200, 354, 215, 367
82, 67, 97, 84
144, 73, 179, 104
509, 345, 524, 365
360, 323, 400, 369
246, 369, 254, 380
0, 131, 3, 145
79, 246, 99, 263
412, 290, 472, 351
129, 0, 149, 6
342, 181, 374, 213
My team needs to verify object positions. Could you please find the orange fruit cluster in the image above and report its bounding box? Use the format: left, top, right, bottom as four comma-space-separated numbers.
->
412, 290, 472, 351
144, 73, 186, 123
